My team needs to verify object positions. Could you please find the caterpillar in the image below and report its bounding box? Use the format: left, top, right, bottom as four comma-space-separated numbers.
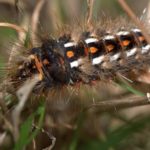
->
7, 24, 150, 94
0, 0, 148, 98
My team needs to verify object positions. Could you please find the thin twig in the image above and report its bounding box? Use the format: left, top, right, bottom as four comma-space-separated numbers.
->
0, 113, 14, 134
32, 139, 37, 150
15, 0, 19, 8
0, 22, 27, 64
117, 0, 150, 44
0, 132, 6, 146
0, 92, 8, 113
147, 2, 150, 20
31, 0, 45, 45
86, 0, 94, 30
12, 75, 39, 141
85, 95, 150, 113
32, 124, 56, 150
0, 0, 14, 5
42, 134, 56, 150
0, 22, 26, 33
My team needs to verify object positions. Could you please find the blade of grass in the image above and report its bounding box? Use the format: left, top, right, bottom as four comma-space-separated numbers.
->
0, 56, 5, 79
116, 76, 145, 97
69, 112, 85, 150
118, 81, 145, 96
24, 29, 32, 48
13, 103, 45, 150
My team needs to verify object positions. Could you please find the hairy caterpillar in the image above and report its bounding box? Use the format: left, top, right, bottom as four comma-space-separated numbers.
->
0, 0, 148, 98
0, 1, 149, 104
7, 22, 150, 94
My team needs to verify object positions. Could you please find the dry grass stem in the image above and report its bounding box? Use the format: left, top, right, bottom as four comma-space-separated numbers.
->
0, 0, 14, 5
0, 132, 6, 146
31, 0, 45, 45
146, 1, 150, 21
86, 0, 94, 30
12, 75, 39, 141
0, 92, 8, 113
42, 135, 56, 150
0, 22, 27, 64
85, 95, 150, 113
32, 139, 37, 150
0, 22, 26, 34
32, 124, 56, 150
0, 113, 14, 134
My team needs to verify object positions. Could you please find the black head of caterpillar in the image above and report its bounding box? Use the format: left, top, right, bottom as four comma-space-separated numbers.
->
8, 24, 150, 94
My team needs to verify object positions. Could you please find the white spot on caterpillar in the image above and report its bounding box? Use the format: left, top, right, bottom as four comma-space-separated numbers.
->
78, 58, 83, 64
110, 53, 121, 62
103, 35, 115, 40
70, 60, 79, 68
85, 38, 98, 44
92, 55, 104, 65
126, 48, 137, 57
64, 42, 76, 48
131, 28, 141, 33
141, 44, 150, 54
117, 31, 130, 36
147, 93, 150, 102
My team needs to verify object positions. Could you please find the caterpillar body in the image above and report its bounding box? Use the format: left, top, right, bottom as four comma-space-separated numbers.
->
8, 25, 150, 93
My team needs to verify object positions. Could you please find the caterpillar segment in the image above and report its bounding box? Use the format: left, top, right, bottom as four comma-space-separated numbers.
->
132, 29, 150, 54
63, 38, 96, 84
63, 41, 84, 84
85, 37, 105, 65
64, 42, 79, 68
103, 35, 121, 62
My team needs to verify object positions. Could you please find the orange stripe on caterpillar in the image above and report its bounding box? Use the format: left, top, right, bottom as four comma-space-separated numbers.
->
122, 40, 131, 47
29, 54, 44, 80
43, 59, 50, 65
138, 36, 145, 42
106, 44, 115, 52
